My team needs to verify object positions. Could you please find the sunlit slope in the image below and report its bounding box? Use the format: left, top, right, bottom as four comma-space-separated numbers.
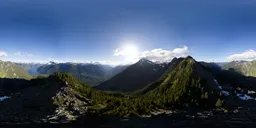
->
223, 60, 256, 77
0, 61, 32, 79
137, 56, 222, 108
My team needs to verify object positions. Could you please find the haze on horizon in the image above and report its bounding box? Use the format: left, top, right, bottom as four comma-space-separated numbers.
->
0, 0, 256, 65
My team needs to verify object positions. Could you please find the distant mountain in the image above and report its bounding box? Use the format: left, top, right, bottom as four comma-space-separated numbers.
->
96, 58, 171, 92
15, 63, 44, 76
0, 61, 32, 80
214, 62, 228, 67
36, 63, 127, 86
222, 60, 256, 77
107, 64, 129, 78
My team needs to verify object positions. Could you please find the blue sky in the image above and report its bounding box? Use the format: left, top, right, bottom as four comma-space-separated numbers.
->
1, 0, 256, 64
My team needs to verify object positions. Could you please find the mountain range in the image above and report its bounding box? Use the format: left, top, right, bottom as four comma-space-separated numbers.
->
222, 60, 256, 77
1, 56, 256, 124
0, 61, 32, 80
13, 62, 128, 86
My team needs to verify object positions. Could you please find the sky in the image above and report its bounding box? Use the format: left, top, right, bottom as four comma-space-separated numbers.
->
1, 0, 256, 65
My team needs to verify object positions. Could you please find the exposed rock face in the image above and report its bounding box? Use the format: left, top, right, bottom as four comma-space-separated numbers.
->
0, 74, 92, 123
47, 83, 91, 122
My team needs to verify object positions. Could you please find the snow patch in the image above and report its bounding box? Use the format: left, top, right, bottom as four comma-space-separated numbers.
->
0, 96, 9, 101
222, 91, 230, 96
236, 93, 254, 100
213, 79, 222, 90
214, 79, 230, 96
248, 90, 256, 94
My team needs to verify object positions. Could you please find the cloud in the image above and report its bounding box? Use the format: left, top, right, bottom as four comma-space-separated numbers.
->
139, 45, 189, 62
113, 45, 190, 63
14, 52, 34, 57
83, 60, 120, 66
0, 51, 7, 57
113, 48, 122, 56
113, 45, 140, 63
226, 50, 256, 61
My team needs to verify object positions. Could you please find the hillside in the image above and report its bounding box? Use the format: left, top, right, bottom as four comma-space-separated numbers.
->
135, 56, 223, 109
222, 61, 256, 77
0, 61, 32, 80
15, 63, 44, 76
0, 72, 121, 122
96, 58, 170, 92
36, 63, 125, 86
93, 56, 226, 117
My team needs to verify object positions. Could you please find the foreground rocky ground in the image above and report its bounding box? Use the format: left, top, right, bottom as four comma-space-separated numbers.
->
1, 107, 256, 128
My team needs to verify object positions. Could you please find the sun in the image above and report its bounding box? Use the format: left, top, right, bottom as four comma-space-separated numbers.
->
122, 44, 139, 62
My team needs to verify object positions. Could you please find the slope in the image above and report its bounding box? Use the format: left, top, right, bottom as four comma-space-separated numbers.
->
0, 61, 32, 80
37, 63, 114, 86
137, 56, 223, 109
222, 60, 256, 77
134, 57, 184, 94
15, 63, 44, 76
96, 58, 169, 92
0, 72, 120, 122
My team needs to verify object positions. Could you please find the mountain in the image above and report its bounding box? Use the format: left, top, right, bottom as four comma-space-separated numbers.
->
200, 62, 222, 76
0, 72, 117, 122
0, 61, 32, 80
15, 62, 44, 76
96, 58, 170, 92
36, 63, 125, 86
95, 56, 225, 117
215, 62, 228, 67
107, 65, 129, 78
222, 60, 256, 77
137, 56, 222, 109
1, 57, 256, 123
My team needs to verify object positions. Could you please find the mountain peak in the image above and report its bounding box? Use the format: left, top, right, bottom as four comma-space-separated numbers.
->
184, 56, 196, 63
172, 57, 178, 61
185, 55, 194, 59
48, 61, 58, 65
138, 58, 154, 65
137, 56, 222, 108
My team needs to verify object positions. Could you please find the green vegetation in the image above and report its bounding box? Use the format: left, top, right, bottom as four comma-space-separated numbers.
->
47, 56, 224, 118
0, 56, 226, 118
222, 60, 256, 77
0, 61, 32, 79
97, 58, 170, 92
215, 98, 224, 108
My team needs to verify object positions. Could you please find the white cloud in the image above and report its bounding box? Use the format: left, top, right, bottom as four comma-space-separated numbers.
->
139, 45, 189, 62
14, 52, 34, 57
226, 50, 256, 61
0, 51, 7, 57
113, 45, 140, 63
172, 45, 189, 57
113, 45, 190, 63
84, 60, 120, 66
